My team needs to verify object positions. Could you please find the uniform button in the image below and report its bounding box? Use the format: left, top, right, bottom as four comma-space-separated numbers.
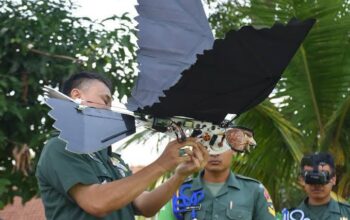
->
214, 214, 218, 218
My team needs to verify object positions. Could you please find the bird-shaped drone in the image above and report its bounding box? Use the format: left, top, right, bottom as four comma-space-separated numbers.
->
44, 0, 315, 155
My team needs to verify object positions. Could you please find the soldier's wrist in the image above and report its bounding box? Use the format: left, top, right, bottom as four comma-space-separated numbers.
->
173, 171, 189, 182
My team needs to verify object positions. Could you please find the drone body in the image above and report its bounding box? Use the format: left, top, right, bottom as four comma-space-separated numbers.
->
44, 0, 315, 154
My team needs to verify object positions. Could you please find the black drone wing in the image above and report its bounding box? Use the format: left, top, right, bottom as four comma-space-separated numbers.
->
140, 18, 315, 124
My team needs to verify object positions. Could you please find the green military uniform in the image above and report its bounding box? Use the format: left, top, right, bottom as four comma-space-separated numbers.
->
162, 171, 276, 220
295, 197, 350, 220
36, 137, 135, 220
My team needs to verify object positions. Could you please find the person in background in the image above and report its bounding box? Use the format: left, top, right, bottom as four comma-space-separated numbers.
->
293, 152, 350, 219
160, 127, 276, 220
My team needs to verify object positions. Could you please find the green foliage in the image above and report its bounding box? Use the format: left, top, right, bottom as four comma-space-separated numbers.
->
207, 0, 350, 210
0, 0, 136, 208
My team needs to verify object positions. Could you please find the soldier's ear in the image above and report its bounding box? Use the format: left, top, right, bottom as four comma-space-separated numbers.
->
330, 175, 336, 186
70, 88, 82, 99
298, 176, 305, 186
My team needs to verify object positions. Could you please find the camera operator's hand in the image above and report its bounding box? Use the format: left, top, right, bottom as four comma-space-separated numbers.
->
175, 140, 209, 177
154, 137, 207, 173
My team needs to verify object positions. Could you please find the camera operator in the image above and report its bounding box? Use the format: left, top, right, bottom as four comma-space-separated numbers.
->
296, 152, 350, 219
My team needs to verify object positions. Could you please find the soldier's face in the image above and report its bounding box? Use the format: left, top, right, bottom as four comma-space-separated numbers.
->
205, 150, 235, 172
70, 80, 112, 109
301, 164, 336, 202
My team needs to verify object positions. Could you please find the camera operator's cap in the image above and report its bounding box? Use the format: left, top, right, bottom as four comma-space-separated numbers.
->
301, 152, 335, 170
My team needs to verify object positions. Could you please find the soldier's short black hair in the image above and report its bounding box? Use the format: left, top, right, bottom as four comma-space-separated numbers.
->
300, 152, 335, 173
61, 72, 113, 95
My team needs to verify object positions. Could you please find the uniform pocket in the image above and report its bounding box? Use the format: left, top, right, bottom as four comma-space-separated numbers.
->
226, 208, 252, 220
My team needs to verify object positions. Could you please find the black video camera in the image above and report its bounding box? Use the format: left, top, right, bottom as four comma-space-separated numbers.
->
303, 170, 331, 185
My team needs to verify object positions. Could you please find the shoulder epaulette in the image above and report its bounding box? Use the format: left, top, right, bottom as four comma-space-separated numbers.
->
111, 152, 122, 158
338, 201, 350, 208
235, 174, 261, 184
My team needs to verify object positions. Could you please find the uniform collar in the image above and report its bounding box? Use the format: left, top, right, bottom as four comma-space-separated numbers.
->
190, 171, 204, 191
227, 172, 241, 190
191, 170, 241, 191
326, 198, 341, 214
303, 197, 341, 214
87, 148, 109, 163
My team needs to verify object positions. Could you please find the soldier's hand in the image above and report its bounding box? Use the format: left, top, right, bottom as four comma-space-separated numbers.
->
175, 140, 209, 177
154, 137, 206, 172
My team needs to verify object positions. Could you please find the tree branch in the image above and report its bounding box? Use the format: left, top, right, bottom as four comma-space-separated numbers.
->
300, 46, 324, 140
28, 48, 84, 63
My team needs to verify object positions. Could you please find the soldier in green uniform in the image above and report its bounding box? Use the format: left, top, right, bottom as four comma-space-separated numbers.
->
292, 152, 350, 220
161, 144, 276, 220
36, 72, 208, 220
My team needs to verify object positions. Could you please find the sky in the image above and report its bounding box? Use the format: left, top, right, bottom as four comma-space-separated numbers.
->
73, 0, 210, 21
73, 0, 137, 20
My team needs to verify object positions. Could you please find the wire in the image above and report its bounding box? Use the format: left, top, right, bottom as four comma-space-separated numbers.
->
170, 121, 186, 143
